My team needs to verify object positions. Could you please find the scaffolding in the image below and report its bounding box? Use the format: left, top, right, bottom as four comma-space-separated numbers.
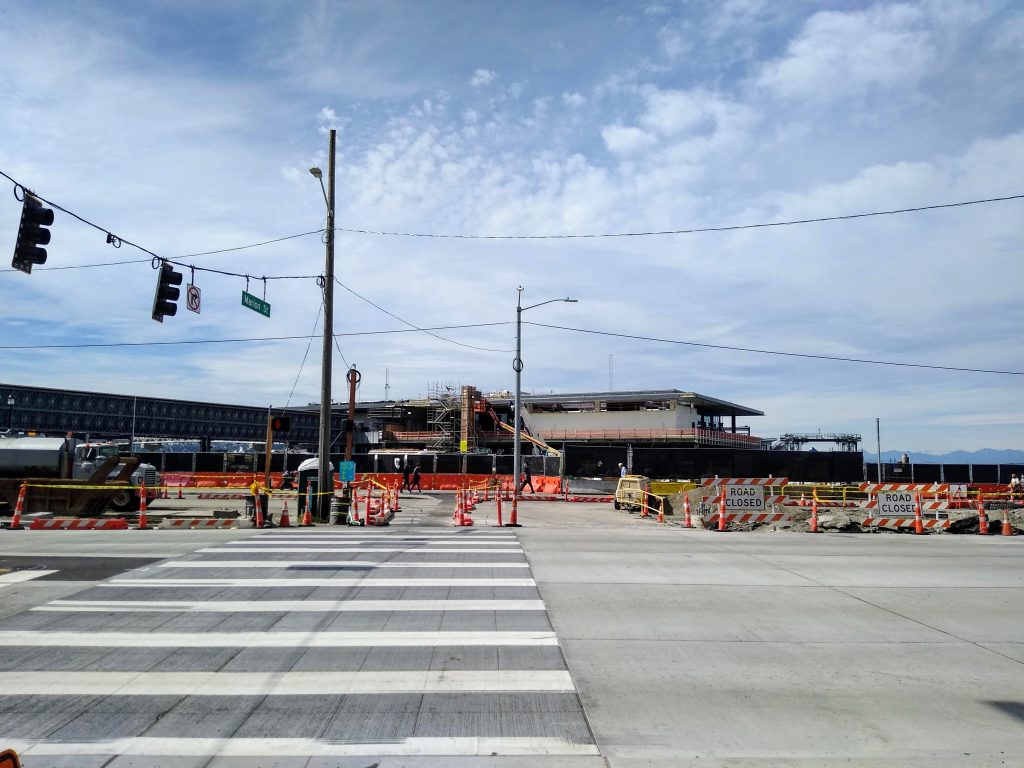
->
777, 432, 862, 452
427, 383, 459, 452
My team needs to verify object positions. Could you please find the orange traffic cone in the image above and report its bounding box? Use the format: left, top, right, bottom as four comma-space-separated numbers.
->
279, 500, 291, 528
9, 483, 27, 530
717, 492, 727, 531
1002, 510, 1014, 537
254, 492, 264, 528
810, 497, 819, 533
977, 496, 989, 535
137, 483, 149, 529
683, 496, 692, 528
177, 484, 184, 500
913, 492, 924, 535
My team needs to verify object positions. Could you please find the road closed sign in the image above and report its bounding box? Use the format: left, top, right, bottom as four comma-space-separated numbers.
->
877, 492, 917, 515
725, 485, 764, 511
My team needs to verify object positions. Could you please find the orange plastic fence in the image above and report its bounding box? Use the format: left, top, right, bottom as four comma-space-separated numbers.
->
162, 471, 563, 493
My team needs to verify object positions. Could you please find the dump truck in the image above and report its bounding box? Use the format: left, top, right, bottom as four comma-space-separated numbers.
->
0, 435, 160, 517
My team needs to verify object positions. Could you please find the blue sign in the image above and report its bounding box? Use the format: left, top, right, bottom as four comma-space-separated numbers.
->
337, 461, 356, 483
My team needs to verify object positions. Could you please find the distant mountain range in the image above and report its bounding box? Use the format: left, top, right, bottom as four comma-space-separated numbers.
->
863, 449, 1024, 465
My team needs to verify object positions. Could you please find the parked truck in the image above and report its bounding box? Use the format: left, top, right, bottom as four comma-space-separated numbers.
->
0, 435, 160, 517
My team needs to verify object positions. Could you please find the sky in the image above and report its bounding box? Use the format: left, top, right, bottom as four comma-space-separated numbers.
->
0, 0, 1022, 453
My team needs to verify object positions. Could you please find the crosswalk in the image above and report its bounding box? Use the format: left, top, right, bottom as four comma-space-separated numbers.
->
1, 529, 600, 764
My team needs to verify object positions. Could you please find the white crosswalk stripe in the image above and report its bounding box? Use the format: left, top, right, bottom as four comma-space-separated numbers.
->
0, 525, 596, 763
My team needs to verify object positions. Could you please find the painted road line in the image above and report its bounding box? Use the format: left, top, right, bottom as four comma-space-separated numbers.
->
0, 570, 58, 587
195, 547, 524, 554
36, 598, 546, 612
0, 669, 576, 695
226, 539, 520, 545
9, 736, 600, 757
157, 561, 530, 569
0, 630, 559, 647
242, 536, 520, 542
102, 577, 538, 588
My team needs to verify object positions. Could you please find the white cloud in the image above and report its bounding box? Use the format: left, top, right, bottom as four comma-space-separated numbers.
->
562, 91, 586, 108
470, 68, 496, 87
601, 124, 657, 155
757, 4, 935, 100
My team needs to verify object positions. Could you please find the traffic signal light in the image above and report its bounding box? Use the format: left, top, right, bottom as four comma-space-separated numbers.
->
11, 193, 54, 274
151, 261, 183, 322
271, 416, 291, 432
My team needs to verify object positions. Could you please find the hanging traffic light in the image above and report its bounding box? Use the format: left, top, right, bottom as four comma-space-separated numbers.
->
151, 260, 183, 322
11, 193, 54, 274
271, 416, 291, 432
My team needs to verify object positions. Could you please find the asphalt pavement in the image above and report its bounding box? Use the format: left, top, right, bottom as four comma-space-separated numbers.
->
1, 493, 1022, 767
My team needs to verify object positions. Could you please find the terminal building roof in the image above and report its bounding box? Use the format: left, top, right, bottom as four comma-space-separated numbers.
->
488, 389, 763, 418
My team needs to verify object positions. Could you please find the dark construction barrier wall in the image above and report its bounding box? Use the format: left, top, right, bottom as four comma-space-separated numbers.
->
560, 445, 864, 483
133, 449, 1023, 485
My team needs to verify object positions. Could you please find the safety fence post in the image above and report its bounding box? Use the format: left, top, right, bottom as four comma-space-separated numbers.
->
683, 495, 692, 529
717, 490, 726, 532
810, 496, 818, 534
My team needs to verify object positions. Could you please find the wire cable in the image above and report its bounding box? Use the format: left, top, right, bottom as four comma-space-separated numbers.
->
334, 194, 1024, 239
0, 169, 323, 279
333, 277, 511, 353
285, 303, 322, 409
0, 322, 514, 350
525, 321, 1024, 376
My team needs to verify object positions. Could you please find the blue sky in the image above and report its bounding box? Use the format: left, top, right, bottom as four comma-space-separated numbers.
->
1, 0, 1022, 452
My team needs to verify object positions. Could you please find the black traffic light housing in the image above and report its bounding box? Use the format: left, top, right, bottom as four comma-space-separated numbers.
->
151, 261, 183, 322
11, 193, 54, 274
271, 416, 291, 432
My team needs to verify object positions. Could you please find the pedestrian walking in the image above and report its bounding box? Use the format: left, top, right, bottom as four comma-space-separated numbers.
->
519, 462, 534, 494
412, 464, 422, 493
619, 462, 627, 478
401, 461, 412, 493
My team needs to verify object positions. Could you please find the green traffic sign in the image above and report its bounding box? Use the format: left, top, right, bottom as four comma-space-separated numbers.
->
241, 291, 271, 317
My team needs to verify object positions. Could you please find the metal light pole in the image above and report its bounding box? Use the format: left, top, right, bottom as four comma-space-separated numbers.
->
310, 128, 336, 520
510, 287, 577, 526
875, 417, 882, 483
6, 393, 14, 430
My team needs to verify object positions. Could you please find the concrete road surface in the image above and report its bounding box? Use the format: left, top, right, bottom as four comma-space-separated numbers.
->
1, 492, 1022, 767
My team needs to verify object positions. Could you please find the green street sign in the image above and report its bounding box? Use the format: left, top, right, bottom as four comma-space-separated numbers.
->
241, 291, 271, 317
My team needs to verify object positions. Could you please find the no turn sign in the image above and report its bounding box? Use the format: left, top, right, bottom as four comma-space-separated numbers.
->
186, 283, 201, 314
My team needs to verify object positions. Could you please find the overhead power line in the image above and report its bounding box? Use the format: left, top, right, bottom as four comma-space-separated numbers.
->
0, 169, 322, 279
334, 277, 510, 353
525, 321, 1024, 376
0, 322, 514, 350
334, 194, 1024, 239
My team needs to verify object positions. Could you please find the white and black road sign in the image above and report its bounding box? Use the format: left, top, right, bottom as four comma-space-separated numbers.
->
724, 484, 765, 511
186, 283, 201, 314
877, 491, 916, 516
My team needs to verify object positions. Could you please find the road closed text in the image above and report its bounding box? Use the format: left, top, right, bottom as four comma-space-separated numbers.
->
725, 485, 765, 510
877, 492, 917, 515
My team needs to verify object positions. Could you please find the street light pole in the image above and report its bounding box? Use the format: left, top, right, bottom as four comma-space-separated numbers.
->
509, 288, 577, 527
5, 393, 13, 431
310, 129, 336, 521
